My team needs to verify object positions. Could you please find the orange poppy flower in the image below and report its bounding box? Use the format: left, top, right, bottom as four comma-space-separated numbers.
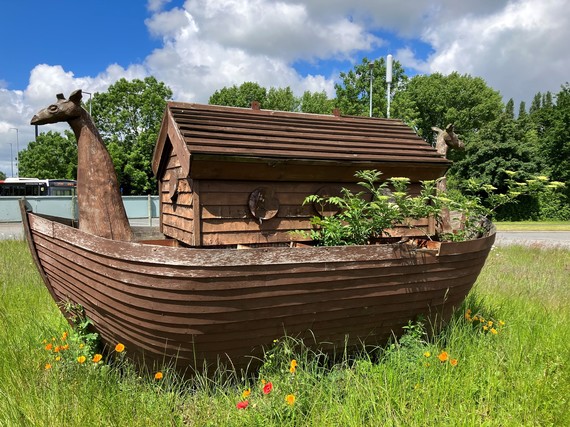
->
450, 358, 458, 367
115, 343, 125, 353
285, 394, 296, 406
155, 372, 163, 380
438, 351, 449, 362
92, 354, 103, 363
242, 389, 251, 399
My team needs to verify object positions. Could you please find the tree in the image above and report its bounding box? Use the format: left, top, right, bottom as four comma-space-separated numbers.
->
0, 171, 6, 180
90, 77, 173, 195
299, 90, 334, 114
209, 82, 267, 108
265, 87, 299, 111
518, 101, 527, 120
505, 98, 515, 119
18, 131, 78, 179
529, 92, 542, 114
334, 57, 407, 118
535, 84, 570, 191
392, 72, 504, 144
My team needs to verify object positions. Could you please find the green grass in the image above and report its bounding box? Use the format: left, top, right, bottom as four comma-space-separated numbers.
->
495, 220, 570, 231
1, 240, 569, 426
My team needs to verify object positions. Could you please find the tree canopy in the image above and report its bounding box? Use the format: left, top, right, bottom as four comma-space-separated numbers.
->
393, 72, 504, 144
89, 76, 172, 195
209, 82, 334, 114
19, 130, 77, 179
335, 56, 407, 118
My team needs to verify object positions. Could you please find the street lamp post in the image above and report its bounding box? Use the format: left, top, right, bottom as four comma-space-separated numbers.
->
369, 62, 374, 117
8, 142, 14, 177
9, 128, 18, 177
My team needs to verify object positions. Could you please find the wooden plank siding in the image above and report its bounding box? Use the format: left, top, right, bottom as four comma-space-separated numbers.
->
153, 103, 448, 247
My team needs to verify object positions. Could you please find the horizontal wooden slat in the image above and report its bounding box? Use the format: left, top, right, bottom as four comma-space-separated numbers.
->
26, 211, 495, 373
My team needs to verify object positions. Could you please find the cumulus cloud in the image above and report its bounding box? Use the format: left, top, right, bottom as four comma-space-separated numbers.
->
147, 0, 173, 12
144, 0, 376, 102
396, 0, 569, 102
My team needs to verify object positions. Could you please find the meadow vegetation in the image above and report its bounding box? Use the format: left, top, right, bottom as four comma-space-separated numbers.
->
1, 240, 568, 426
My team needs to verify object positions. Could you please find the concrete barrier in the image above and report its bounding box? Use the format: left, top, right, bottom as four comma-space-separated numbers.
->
0, 195, 160, 223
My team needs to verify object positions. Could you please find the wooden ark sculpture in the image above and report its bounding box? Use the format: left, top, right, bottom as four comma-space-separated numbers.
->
22, 94, 495, 374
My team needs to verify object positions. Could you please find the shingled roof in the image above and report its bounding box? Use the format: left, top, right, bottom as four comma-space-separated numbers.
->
152, 102, 450, 180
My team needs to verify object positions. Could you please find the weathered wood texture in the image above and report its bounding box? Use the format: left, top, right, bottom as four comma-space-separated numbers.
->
24, 210, 495, 374
154, 103, 447, 247
160, 175, 434, 247
153, 103, 450, 181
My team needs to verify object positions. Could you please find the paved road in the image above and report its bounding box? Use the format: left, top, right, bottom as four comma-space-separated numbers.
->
2, 221, 570, 249
494, 231, 570, 249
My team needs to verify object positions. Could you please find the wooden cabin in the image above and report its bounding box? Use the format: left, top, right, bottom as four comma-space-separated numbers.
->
151, 102, 450, 247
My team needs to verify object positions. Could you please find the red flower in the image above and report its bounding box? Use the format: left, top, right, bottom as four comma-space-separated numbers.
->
236, 400, 249, 409
263, 381, 273, 394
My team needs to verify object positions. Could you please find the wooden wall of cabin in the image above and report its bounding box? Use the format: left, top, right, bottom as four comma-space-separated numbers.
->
159, 150, 196, 245
160, 166, 434, 247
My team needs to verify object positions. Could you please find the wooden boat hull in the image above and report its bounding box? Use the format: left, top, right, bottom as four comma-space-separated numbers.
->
22, 208, 495, 372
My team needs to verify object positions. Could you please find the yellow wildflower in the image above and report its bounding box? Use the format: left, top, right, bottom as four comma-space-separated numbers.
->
490, 328, 498, 335
77, 356, 86, 364
285, 394, 296, 406
242, 389, 251, 399
44, 363, 52, 370
423, 351, 431, 358
290, 359, 298, 374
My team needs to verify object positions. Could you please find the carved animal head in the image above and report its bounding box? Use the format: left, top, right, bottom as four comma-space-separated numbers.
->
30, 90, 84, 125
431, 124, 465, 156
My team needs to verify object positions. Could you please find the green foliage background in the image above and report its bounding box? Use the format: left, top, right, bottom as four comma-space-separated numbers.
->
15, 60, 570, 219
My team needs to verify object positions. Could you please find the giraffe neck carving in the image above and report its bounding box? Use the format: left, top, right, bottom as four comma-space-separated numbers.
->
31, 89, 133, 241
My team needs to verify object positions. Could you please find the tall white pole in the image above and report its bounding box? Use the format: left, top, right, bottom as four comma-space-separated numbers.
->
386, 54, 393, 118
10, 128, 18, 177
8, 142, 14, 177
369, 62, 374, 117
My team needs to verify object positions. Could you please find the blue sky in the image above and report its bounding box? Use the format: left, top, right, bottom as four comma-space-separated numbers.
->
1, 0, 568, 177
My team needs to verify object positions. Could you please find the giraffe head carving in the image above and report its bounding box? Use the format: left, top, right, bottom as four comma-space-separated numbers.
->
31, 89, 85, 125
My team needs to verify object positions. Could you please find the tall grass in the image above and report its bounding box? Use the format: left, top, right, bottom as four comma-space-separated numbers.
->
1, 240, 568, 426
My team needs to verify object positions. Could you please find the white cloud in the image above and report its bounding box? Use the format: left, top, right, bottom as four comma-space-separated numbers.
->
397, 0, 570, 102
147, 0, 173, 12
144, 1, 359, 102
